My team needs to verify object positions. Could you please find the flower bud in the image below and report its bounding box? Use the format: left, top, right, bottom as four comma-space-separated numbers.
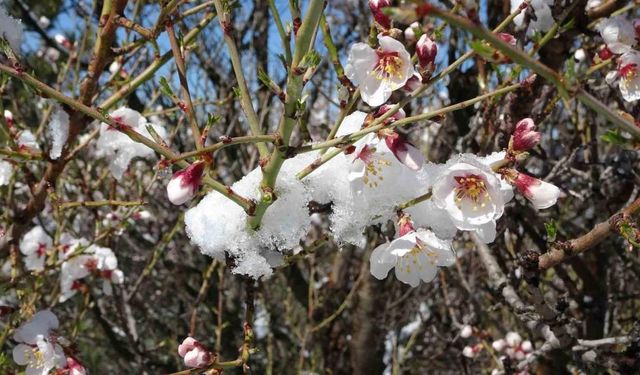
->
38, 16, 50, 29
369, 0, 391, 30
505, 332, 522, 347
520, 340, 533, 353
375, 104, 406, 122
598, 46, 613, 61
416, 34, 437, 69
492, 339, 506, 352
3, 110, 13, 126
462, 345, 476, 358
574, 48, 586, 62
167, 162, 205, 205
460, 325, 473, 338
498, 32, 516, 46
54, 34, 72, 49
178, 337, 212, 368
513, 172, 561, 210
66, 356, 87, 375
404, 22, 420, 43
510, 118, 541, 152
397, 214, 415, 236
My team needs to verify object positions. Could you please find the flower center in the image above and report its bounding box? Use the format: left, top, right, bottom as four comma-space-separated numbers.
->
454, 174, 490, 209
30, 346, 46, 368
36, 243, 47, 257
353, 145, 391, 188
84, 258, 98, 272
619, 63, 638, 81
400, 241, 439, 274
373, 50, 402, 81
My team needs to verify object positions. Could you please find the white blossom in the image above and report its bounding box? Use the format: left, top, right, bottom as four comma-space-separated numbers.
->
0, 159, 12, 186
617, 51, 640, 102
60, 239, 124, 302
511, 0, 554, 34
18, 130, 40, 151
20, 226, 52, 271
370, 229, 455, 287
596, 16, 637, 54
345, 35, 417, 107
97, 107, 166, 180
431, 154, 513, 243
12, 310, 67, 375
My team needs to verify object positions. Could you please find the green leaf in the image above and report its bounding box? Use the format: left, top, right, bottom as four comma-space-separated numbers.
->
159, 77, 175, 98
545, 220, 557, 242
601, 129, 629, 145
469, 40, 495, 61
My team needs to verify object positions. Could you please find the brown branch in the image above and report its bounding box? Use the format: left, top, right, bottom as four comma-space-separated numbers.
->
539, 197, 640, 269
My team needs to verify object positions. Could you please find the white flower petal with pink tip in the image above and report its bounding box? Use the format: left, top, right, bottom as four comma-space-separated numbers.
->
514, 172, 560, 209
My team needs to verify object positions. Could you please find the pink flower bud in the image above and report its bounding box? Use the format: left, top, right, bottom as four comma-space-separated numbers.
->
511, 118, 541, 152
416, 35, 437, 69
397, 214, 415, 236
513, 172, 561, 210
462, 344, 481, 358
375, 104, 406, 122
598, 46, 613, 60
497, 33, 516, 47
3, 110, 13, 128
369, 0, 392, 29
167, 162, 205, 205
384, 132, 424, 171
66, 356, 87, 375
178, 337, 212, 368
54, 34, 72, 49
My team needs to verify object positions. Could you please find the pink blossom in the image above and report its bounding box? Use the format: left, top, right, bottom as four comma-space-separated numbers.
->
369, 0, 391, 29
178, 337, 212, 368
384, 132, 424, 171
167, 162, 206, 205
416, 35, 437, 69
510, 118, 541, 152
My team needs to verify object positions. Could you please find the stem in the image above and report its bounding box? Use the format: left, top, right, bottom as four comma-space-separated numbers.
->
171, 135, 276, 162
268, 0, 292, 65
165, 21, 203, 150
397, 190, 432, 211
101, 11, 216, 110
295, 83, 521, 179
426, 6, 640, 139
247, 0, 325, 230
212, 0, 269, 158
0, 63, 254, 212
58, 199, 144, 210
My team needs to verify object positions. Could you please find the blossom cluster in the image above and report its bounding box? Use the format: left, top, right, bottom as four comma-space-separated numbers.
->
179, 15, 561, 286
18, 226, 124, 302
596, 15, 640, 101
460, 325, 533, 374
